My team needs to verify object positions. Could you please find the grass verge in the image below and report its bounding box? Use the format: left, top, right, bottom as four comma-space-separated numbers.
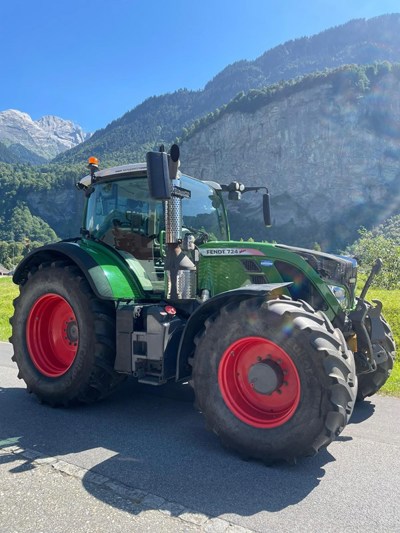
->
0, 277, 18, 342
367, 287, 399, 396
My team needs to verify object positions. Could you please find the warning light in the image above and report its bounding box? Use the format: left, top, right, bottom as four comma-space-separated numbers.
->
88, 156, 99, 182
164, 306, 177, 316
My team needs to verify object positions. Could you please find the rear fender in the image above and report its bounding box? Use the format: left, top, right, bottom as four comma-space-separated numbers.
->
12, 240, 145, 301
175, 283, 292, 381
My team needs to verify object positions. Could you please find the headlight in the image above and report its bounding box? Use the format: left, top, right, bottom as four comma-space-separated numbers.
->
328, 285, 348, 309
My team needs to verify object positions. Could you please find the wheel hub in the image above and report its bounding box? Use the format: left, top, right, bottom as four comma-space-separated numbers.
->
248, 360, 284, 395
65, 320, 78, 344
218, 336, 301, 428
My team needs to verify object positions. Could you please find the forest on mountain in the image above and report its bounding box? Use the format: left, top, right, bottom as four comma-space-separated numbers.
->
179, 61, 398, 142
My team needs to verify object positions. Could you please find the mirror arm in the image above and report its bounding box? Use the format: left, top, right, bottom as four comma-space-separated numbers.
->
242, 186, 268, 194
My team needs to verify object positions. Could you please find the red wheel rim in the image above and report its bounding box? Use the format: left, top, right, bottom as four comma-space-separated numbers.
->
26, 294, 79, 378
218, 336, 300, 428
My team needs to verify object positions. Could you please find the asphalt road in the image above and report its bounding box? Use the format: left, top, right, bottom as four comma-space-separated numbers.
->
1, 340, 400, 532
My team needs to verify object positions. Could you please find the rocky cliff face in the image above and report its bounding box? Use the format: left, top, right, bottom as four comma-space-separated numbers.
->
0, 110, 90, 162
180, 68, 400, 250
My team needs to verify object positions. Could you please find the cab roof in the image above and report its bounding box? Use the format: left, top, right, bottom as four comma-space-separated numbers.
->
79, 163, 147, 187
78, 163, 222, 191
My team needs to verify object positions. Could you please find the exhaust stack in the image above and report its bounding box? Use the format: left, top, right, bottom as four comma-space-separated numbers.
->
147, 145, 196, 301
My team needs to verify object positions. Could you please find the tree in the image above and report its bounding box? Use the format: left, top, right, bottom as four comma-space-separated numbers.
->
347, 228, 400, 289
7, 204, 57, 243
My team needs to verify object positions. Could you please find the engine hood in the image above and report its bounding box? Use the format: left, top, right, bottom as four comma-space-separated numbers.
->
276, 244, 357, 299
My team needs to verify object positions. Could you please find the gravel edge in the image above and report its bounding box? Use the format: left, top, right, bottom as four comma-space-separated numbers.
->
0, 445, 253, 533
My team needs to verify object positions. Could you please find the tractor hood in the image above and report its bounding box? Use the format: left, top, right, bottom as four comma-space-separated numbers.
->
275, 244, 357, 305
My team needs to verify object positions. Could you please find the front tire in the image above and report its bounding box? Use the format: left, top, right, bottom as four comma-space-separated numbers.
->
357, 312, 396, 401
10, 262, 125, 406
192, 297, 357, 463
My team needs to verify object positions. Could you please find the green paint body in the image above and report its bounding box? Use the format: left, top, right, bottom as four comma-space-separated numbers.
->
79, 239, 148, 300
197, 241, 341, 320
75, 238, 342, 320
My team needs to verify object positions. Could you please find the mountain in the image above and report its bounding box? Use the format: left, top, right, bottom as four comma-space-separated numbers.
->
0, 141, 49, 165
0, 110, 90, 163
55, 13, 400, 165
2, 14, 400, 263
180, 63, 400, 250
2, 62, 399, 255
0, 141, 21, 164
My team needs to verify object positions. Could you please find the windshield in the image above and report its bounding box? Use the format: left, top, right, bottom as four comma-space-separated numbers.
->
180, 176, 227, 241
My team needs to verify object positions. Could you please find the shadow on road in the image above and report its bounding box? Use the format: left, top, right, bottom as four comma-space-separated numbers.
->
348, 400, 375, 424
0, 380, 344, 518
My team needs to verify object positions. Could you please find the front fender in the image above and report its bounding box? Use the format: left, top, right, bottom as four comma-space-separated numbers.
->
175, 283, 292, 381
13, 239, 146, 301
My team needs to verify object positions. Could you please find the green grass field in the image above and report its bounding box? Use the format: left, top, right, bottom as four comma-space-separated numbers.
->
0, 276, 398, 396
0, 277, 18, 342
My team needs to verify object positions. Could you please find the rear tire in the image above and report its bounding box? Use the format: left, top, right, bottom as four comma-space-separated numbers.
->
10, 262, 125, 406
192, 297, 357, 463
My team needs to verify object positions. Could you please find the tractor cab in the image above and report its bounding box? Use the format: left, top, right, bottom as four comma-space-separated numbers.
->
79, 164, 228, 294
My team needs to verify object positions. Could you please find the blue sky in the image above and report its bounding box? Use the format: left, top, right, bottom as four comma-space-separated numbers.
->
1, 0, 399, 132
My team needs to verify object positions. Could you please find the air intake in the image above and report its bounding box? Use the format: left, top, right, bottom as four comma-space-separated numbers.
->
241, 259, 262, 272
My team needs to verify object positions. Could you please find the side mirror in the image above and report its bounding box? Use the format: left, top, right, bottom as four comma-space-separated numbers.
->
263, 192, 272, 227
146, 151, 172, 200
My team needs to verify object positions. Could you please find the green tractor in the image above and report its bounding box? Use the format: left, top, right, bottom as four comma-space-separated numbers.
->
10, 145, 395, 463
